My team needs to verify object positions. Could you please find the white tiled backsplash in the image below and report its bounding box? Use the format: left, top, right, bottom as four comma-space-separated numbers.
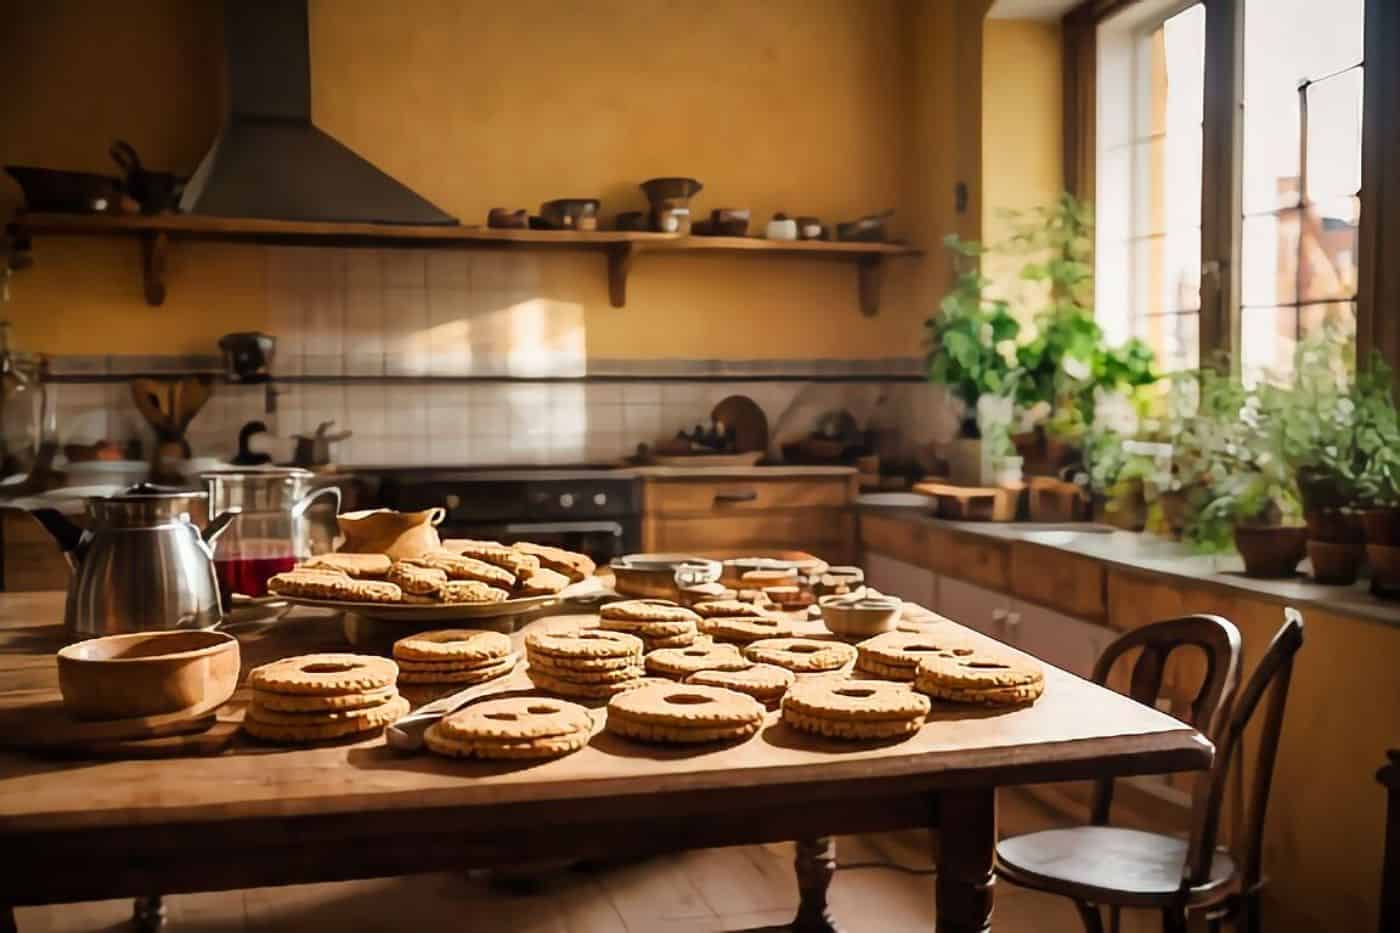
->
49, 246, 958, 467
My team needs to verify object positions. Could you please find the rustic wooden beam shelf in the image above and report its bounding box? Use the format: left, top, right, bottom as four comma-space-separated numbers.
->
7, 212, 920, 316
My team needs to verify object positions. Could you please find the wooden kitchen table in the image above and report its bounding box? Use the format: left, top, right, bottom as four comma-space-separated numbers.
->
0, 592, 1211, 933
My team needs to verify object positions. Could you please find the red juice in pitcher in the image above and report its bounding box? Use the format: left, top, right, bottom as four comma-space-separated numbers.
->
215, 554, 298, 607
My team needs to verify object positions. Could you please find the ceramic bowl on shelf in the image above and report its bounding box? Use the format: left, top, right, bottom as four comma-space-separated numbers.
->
57, 629, 240, 721
819, 590, 902, 638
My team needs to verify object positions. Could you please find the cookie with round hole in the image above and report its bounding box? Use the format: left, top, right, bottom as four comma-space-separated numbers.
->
743, 637, 856, 674
687, 664, 794, 708
854, 630, 977, 681
914, 650, 1045, 706
393, 629, 512, 664
645, 643, 751, 680
605, 683, 765, 744
248, 654, 399, 696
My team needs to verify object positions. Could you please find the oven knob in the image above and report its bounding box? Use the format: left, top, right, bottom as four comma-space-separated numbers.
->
444, 494, 461, 510
559, 493, 575, 509
594, 492, 608, 507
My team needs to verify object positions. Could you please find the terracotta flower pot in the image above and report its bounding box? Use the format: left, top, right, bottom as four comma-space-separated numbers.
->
1367, 543, 1400, 599
1361, 507, 1400, 546
1306, 539, 1365, 586
1304, 508, 1365, 544
1233, 525, 1307, 579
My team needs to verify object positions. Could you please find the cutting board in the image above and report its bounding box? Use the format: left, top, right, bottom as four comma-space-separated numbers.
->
0, 696, 240, 759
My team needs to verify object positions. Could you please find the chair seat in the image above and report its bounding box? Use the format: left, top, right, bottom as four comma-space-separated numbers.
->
996, 827, 1237, 909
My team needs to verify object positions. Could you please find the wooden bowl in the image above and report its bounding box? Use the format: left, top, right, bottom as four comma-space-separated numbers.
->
57, 630, 240, 721
820, 592, 902, 638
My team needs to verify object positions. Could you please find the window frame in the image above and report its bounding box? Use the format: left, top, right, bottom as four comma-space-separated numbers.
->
1065, 0, 1394, 373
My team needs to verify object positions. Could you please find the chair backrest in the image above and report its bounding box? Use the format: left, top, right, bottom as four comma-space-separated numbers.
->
1089, 614, 1242, 825
1183, 608, 1305, 890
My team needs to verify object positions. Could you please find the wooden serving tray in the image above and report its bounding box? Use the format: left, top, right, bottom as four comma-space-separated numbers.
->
913, 481, 1025, 522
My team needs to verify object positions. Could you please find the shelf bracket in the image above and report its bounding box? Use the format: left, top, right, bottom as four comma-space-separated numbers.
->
857, 254, 885, 317
141, 232, 168, 306
606, 242, 637, 308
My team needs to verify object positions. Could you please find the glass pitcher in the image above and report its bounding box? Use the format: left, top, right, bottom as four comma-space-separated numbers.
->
201, 468, 342, 605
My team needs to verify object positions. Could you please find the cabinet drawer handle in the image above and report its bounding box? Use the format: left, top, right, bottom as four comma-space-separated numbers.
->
713, 489, 758, 504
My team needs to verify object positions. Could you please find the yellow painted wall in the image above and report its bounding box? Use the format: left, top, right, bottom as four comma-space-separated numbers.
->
979, 18, 1063, 300
0, 0, 995, 361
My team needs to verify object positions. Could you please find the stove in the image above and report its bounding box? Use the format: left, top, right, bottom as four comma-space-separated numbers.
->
371, 467, 642, 565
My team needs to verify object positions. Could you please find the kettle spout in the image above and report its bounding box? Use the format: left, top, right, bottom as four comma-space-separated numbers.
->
202, 507, 242, 547
29, 508, 87, 567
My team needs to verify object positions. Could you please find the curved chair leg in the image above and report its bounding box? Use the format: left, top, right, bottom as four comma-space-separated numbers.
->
1073, 901, 1104, 933
133, 895, 166, 931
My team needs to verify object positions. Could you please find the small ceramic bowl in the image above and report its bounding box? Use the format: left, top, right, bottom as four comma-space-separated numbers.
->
819, 591, 902, 639
57, 630, 240, 721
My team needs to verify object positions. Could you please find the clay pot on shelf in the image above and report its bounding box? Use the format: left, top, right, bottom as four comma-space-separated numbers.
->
1233, 524, 1307, 579
1303, 507, 1366, 585
1361, 506, 1400, 545
1366, 544, 1400, 599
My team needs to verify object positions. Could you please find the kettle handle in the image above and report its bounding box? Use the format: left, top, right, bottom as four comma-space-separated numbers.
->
201, 508, 242, 548
291, 485, 342, 521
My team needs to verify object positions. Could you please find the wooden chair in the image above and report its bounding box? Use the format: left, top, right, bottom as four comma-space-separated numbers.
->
997, 609, 1303, 933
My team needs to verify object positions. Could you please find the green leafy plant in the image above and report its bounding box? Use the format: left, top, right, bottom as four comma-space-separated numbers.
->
925, 235, 1022, 418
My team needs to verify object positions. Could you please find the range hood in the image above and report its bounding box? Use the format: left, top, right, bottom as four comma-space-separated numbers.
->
180, 0, 457, 226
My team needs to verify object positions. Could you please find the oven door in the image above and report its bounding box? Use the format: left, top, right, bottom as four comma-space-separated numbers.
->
439, 519, 638, 567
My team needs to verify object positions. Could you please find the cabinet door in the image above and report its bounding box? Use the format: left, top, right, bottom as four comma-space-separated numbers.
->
1008, 598, 1112, 680
938, 577, 1012, 642
864, 553, 935, 607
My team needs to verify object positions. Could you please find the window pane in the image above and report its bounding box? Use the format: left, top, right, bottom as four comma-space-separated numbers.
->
1134, 228, 1200, 317
1245, 0, 1364, 88
1142, 312, 1199, 374
1240, 306, 1301, 382
1300, 197, 1359, 301
1242, 210, 1300, 307
1096, 240, 1132, 348
1134, 131, 1202, 238
1144, 6, 1206, 139
1305, 68, 1363, 201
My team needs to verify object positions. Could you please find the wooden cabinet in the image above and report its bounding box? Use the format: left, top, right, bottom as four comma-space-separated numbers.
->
1009, 540, 1106, 622
938, 577, 1012, 642
864, 552, 937, 608
641, 473, 856, 564
1009, 598, 1115, 681
927, 525, 1010, 590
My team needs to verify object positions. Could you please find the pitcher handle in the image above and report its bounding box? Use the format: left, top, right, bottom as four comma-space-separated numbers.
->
426, 507, 446, 526
291, 485, 342, 521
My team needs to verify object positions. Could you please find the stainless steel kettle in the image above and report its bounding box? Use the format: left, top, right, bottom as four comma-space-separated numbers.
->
31, 484, 240, 639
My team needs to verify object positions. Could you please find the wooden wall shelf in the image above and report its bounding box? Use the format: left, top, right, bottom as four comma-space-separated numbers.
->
6, 212, 920, 316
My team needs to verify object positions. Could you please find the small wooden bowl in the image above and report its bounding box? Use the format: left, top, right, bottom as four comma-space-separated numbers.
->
57, 630, 240, 721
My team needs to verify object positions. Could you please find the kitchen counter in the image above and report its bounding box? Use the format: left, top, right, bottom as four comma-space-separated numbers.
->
858, 505, 1400, 628
622, 464, 858, 479
352, 464, 858, 479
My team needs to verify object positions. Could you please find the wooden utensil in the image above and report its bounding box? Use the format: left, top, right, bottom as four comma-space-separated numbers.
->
712, 395, 769, 454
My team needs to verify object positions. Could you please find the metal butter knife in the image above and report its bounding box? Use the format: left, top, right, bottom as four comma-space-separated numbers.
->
386, 657, 525, 752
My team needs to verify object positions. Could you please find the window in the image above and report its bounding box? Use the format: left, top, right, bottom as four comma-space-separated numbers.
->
1096, 3, 1206, 374
1238, 0, 1363, 380
1089, 0, 1367, 377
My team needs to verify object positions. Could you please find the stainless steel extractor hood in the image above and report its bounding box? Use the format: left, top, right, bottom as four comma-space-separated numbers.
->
180, 0, 457, 226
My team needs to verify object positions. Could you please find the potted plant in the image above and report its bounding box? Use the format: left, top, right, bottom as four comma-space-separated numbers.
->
1354, 356, 1400, 596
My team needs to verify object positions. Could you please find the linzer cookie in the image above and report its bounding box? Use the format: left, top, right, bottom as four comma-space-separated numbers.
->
688, 664, 794, 708
437, 580, 511, 604
251, 684, 398, 713
854, 630, 977, 681
424, 697, 593, 760
268, 572, 403, 604
526, 666, 646, 699
692, 599, 770, 619
298, 553, 392, 579
600, 599, 700, 625
514, 567, 571, 597
441, 540, 539, 578
744, 638, 856, 674
703, 614, 796, 644
249, 654, 399, 695
512, 541, 596, 583
526, 626, 643, 661
405, 551, 516, 589
645, 643, 751, 680
399, 655, 517, 685
605, 683, 765, 744
393, 629, 512, 664
914, 649, 1045, 706
525, 624, 646, 697
781, 679, 930, 741
243, 694, 409, 744
386, 561, 448, 596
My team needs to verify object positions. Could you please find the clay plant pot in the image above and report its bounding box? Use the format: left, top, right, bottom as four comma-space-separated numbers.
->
1366, 544, 1400, 599
1233, 525, 1307, 579
1306, 539, 1365, 586
1297, 467, 1351, 513
1094, 478, 1147, 531
1361, 507, 1400, 546
1304, 507, 1366, 544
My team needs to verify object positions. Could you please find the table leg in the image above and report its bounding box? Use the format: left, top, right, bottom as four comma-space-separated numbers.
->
132, 895, 166, 931
932, 789, 996, 933
1, 904, 15, 933
791, 836, 843, 933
